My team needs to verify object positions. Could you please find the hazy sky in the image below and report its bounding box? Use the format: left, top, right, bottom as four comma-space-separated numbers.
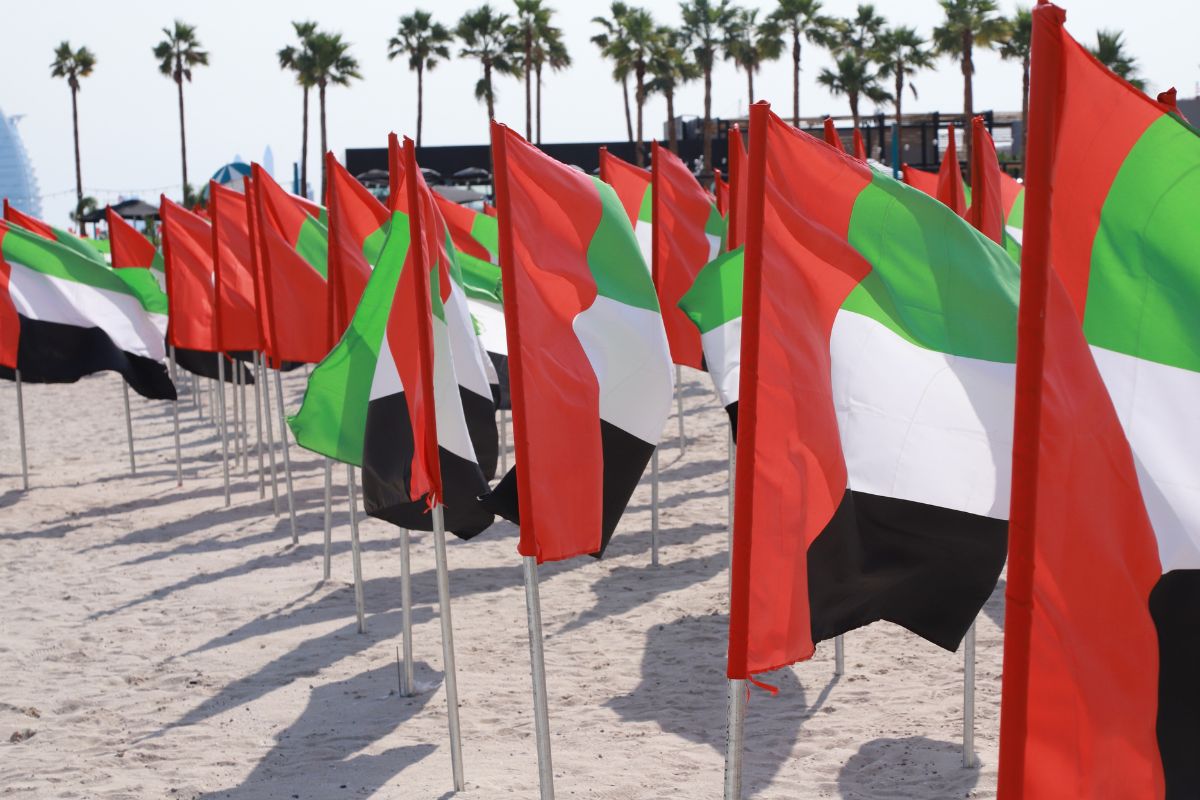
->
5, 0, 1197, 226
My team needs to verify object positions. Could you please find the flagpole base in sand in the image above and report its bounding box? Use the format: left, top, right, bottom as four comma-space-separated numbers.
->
252, 353, 264, 498
651, 448, 660, 567
675, 365, 685, 455
963, 620, 976, 768
500, 409, 509, 475
273, 367, 298, 544
724, 678, 746, 800
433, 505, 465, 791
399, 527, 415, 697
523, 555, 555, 800
258, 354, 280, 516
217, 356, 231, 506
347, 465, 365, 633
122, 382, 136, 476
834, 636, 845, 677
15, 369, 29, 491
168, 347, 183, 487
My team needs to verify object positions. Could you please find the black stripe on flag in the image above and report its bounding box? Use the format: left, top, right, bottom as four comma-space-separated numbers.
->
0, 315, 176, 400
361, 390, 494, 539
488, 351, 511, 411
463, 385, 499, 482
807, 490, 1007, 652
1149, 568, 1200, 791
480, 419, 656, 558
173, 347, 257, 384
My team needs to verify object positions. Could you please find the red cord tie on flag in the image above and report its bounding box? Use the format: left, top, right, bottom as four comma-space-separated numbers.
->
747, 674, 779, 696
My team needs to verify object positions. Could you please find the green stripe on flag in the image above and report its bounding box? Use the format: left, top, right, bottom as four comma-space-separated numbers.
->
678, 247, 744, 334
289, 210, 410, 464
587, 178, 660, 313
637, 184, 653, 224
845, 173, 1019, 363
296, 216, 329, 278
2, 224, 142, 299
1084, 113, 1200, 373
52, 228, 108, 265
363, 223, 389, 266
469, 213, 499, 260
113, 267, 169, 315
1006, 188, 1025, 229
455, 249, 503, 304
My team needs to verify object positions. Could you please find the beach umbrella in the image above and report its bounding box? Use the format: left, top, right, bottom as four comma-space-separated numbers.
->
211, 161, 252, 192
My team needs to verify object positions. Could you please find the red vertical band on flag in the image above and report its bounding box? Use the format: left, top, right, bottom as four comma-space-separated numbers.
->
210, 182, 261, 352
651, 142, 712, 369
107, 208, 156, 269
822, 117, 845, 152
852, 128, 868, 160
728, 103, 871, 679
901, 164, 939, 197
598, 147, 650, 227
160, 196, 217, 352
326, 151, 387, 343
727, 126, 747, 250
243, 177, 275, 360
966, 116, 1006, 244
936, 124, 967, 216
2, 200, 55, 241
998, 5, 1167, 797
713, 168, 729, 217
392, 135, 442, 506
0, 226, 17, 369
492, 121, 604, 563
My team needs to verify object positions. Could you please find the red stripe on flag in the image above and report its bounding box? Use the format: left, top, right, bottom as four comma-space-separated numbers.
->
326, 151, 387, 343
160, 196, 217, 352
0, 225, 17, 369
598, 147, 650, 227
2, 200, 55, 241
967, 116, 1006, 245
937, 124, 968, 217
210, 182, 261, 352
106, 208, 157, 269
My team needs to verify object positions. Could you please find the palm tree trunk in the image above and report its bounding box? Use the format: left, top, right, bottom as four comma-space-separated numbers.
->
850, 93, 860, 132
417, 66, 424, 148
301, 85, 309, 197
319, 81, 328, 202
485, 63, 495, 122
1020, 58, 1030, 175
792, 28, 801, 127
666, 89, 678, 154
747, 68, 754, 106
895, 69, 904, 165
962, 30, 974, 164
702, 68, 713, 175
176, 78, 189, 203
524, 30, 533, 140
70, 86, 82, 210
536, 62, 544, 145
622, 75, 633, 143
635, 68, 645, 167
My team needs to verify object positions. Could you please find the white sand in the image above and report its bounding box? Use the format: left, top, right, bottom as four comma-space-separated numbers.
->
0, 367, 1002, 798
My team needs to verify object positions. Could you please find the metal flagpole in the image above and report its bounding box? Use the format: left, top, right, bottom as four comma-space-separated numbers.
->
122, 383, 137, 475
727, 424, 735, 596
675, 365, 685, 454
650, 448, 660, 566
273, 367, 299, 544
259, 354, 280, 515
522, 555, 554, 800
500, 409, 508, 475
238, 362, 249, 477
433, 504, 465, 791
216, 356, 231, 506
962, 620, 976, 767
208, 377, 216, 425
399, 527, 416, 696
347, 464, 366, 633
168, 346, 183, 487
322, 458, 333, 581
15, 369, 28, 491
835, 636, 845, 677
724, 679, 747, 800
195, 370, 203, 421
252, 354, 265, 498
231, 363, 241, 467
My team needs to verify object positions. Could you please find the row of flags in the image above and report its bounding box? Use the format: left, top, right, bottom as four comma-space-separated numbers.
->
1, 3, 1195, 790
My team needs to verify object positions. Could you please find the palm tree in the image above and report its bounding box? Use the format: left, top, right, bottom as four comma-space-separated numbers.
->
389, 11, 453, 148
999, 7, 1031, 169
932, 0, 1010, 161
620, 8, 658, 167
592, 2, 636, 144
533, 24, 570, 144
723, 8, 784, 106
1089, 29, 1146, 90
818, 51, 891, 130
307, 31, 362, 200
770, 0, 836, 126
841, 3, 886, 55
457, 5, 520, 128
874, 26, 933, 147
278, 21, 318, 199
153, 21, 208, 202
50, 42, 96, 217
681, 0, 735, 174
647, 27, 700, 154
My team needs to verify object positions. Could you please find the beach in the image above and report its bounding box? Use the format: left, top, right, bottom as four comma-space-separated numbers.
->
0, 366, 1002, 798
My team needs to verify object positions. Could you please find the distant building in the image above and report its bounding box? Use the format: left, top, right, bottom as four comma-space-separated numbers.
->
0, 108, 41, 217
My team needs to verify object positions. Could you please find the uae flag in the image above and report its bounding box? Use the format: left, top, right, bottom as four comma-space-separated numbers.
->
677, 246, 744, 432
484, 122, 673, 562
250, 164, 329, 365
936, 123, 968, 216
726, 126, 748, 250
3, 199, 108, 266
209, 182, 262, 353
289, 135, 496, 536
823, 118, 846, 152
0, 219, 175, 399
432, 191, 509, 409
900, 163, 939, 196
965, 116, 1023, 263
998, 6, 1200, 796
727, 104, 1014, 679
651, 141, 724, 370
105, 208, 168, 338
713, 169, 729, 216
598, 147, 653, 268
325, 151, 388, 340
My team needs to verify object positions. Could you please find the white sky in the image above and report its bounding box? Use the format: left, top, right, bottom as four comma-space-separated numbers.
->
5, 0, 1197, 226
